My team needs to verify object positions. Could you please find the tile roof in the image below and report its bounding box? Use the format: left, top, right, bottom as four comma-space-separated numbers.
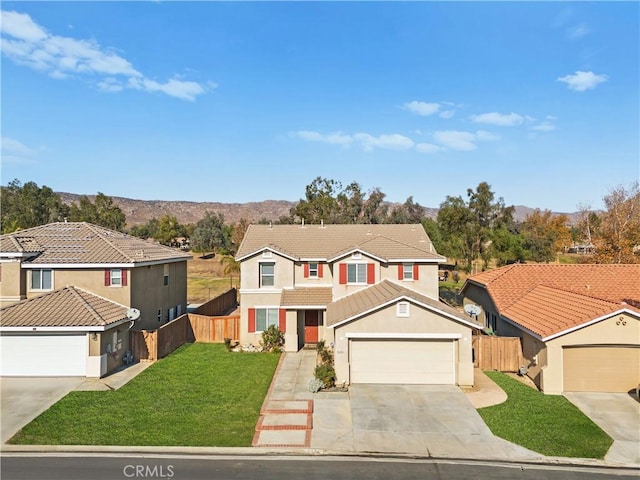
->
236, 224, 444, 262
281, 287, 333, 307
0, 286, 128, 328
326, 279, 475, 327
466, 264, 640, 338
0, 222, 191, 265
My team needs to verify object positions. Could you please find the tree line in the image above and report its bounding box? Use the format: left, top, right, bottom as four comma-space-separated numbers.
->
1, 177, 638, 267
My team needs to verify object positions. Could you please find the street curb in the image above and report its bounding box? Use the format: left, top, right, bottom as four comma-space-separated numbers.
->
1, 445, 639, 470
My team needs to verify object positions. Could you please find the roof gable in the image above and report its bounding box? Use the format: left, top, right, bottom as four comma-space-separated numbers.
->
0, 222, 191, 266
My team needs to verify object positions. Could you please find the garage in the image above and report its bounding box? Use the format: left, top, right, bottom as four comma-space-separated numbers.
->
563, 345, 640, 393
350, 338, 456, 384
0, 334, 88, 377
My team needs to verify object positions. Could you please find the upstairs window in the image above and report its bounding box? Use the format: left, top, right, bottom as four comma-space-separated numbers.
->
398, 263, 419, 281
105, 268, 127, 287
309, 262, 318, 278
347, 263, 367, 284
260, 262, 275, 287
30, 269, 53, 290
163, 264, 169, 286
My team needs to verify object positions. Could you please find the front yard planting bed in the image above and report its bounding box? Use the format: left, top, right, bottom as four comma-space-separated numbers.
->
10, 343, 279, 446
478, 371, 612, 458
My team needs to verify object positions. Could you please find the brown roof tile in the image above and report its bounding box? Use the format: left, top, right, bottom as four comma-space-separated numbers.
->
326, 279, 474, 327
236, 224, 444, 262
281, 288, 333, 307
1, 222, 191, 265
0, 286, 128, 328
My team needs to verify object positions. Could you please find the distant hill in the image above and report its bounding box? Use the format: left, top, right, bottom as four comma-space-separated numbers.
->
57, 192, 580, 227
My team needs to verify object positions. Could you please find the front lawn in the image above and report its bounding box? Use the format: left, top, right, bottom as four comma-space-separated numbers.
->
10, 343, 279, 446
478, 371, 612, 458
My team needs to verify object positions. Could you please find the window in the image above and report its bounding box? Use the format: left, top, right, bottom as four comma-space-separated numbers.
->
397, 301, 410, 317
256, 308, 279, 332
403, 263, 414, 280
157, 309, 162, 322
308, 262, 318, 278
110, 269, 122, 286
30, 269, 52, 290
347, 263, 367, 283
168, 307, 176, 321
163, 264, 169, 286
260, 262, 275, 287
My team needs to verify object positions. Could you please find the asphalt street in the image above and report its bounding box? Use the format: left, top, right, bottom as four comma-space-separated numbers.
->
1, 455, 637, 480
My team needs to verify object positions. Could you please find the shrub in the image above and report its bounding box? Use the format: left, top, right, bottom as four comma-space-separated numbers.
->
314, 363, 336, 388
224, 338, 232, 351
316, 340, 325, 352
319, 347, 333, 364
308, 378, 323, 393
260, 325, 285, 352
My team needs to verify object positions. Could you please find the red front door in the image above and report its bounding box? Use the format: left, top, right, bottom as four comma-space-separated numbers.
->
304, 310, 319, 343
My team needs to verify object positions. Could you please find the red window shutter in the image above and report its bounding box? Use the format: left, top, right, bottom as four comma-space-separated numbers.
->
122, 269, 128, 286
413, 264, 419, 280
104, 269, 111, 286
397, 264, 403, 280
279, 309, 287, 332
339, 263, 347, 284
367, 264, 375, 284
304, 263, 309, 278
318, 263, 323, 278
248, 308, 256, 333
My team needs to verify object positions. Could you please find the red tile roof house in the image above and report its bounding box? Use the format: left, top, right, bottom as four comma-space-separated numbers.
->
461, 264, 640, 394
236, 224, 481, 387
0, 222, 191, 377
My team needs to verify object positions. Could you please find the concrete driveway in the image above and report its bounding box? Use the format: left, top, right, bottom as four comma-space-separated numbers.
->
565, 392, 640, 465
0, 377, 85, 444
312, 384, 542, 460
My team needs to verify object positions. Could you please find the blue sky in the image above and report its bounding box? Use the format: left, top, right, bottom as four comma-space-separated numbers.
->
1, 2, 638, 213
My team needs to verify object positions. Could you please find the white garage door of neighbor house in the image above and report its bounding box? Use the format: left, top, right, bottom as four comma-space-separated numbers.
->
0, 334, 88, 376
563, 345, 640, 393
350, 339, 455, 384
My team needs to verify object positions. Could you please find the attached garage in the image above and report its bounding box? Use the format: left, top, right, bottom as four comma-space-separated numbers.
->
350, 338, 456, 384
0, 334, 88, 376
563, 345, 640, 393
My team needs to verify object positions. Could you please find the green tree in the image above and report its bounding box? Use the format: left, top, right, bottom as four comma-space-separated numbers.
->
191, 212, 229, 253
129, 218, 160, 239
220, 255, 241, 288
68, 192, 126, 231
1, 179, 70, 233
231, 218, 250, 253
154, 215, 182, 246
421, 218, 445, 254
388, 196, 426, 224
291, 177, 341, 223
520, 210, 572, 263
491, 226, 526, 266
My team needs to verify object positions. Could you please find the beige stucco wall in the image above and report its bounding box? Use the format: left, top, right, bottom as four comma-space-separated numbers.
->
461, 283, 494, 328
0, 261, 26, 306
379, 263, 440, 300
130, 261, 188, 330
48, 268, 132, 305
331, 302, 474, 386
332, 255, 381, 300
541, 313, 640, 394
239, 291, 282, 347
240, 252, 294, 290
293, 262, 333, 287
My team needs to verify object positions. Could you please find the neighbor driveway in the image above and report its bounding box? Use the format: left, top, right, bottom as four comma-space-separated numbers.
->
311, 383, 542, 460
0, 377, 85, 444
565, 392, 640, 465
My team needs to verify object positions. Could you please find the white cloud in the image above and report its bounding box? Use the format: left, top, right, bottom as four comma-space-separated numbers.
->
470, 112, 525, 126
1, 136, 38, 164
403, 101, 440, 116
433, 130, 478, 151
439, 110, 455, 119
292, 131, 352, 146
0, 10, 210, 101
415, 142, 441, 154
557, 70, 608, 92
353, 133, 414, 152
475, 130, 501, 142
531, 121, 556, 132
567, 23, 590, 40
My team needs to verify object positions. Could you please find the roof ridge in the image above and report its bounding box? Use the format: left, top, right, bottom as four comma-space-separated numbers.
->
66, 286, 106, 325
83, 222, 135, 262
534, 283, 624, 306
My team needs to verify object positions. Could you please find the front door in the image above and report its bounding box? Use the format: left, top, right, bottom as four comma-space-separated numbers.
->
304, 310, 319, 344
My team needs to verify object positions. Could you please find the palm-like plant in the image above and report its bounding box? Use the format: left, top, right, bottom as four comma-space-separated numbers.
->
220, 255, 240, 289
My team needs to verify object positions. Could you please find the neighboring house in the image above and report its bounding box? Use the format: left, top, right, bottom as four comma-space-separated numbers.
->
236, 224, 480, 387
0, 287, 130, 377
461, 264, 640, 394
0, 222, 192, 376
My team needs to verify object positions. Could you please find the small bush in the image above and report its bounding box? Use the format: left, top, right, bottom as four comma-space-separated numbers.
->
261, 325, 285, 352
316, 340, 325, 352
224, 338, 232, 351
319, 347, 333, 364
308, 378, 323, 393
314, 363, 336, 388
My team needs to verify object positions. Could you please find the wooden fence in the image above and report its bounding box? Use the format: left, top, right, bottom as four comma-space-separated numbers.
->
192, 288, 237, 316
472, 335, 523, 372
130, 313, 240, 362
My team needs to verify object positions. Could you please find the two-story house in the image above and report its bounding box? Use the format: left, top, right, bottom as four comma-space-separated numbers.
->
0, 221, 191, 377
236, 223, 479, 386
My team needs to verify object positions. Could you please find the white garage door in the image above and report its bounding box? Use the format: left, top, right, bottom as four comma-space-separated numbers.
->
350, 339, 455, 384
0, 334, 88, 376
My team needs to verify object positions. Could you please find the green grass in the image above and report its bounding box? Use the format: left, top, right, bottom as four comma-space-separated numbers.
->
478, 372, 613, 458
10, 343, 279, 446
